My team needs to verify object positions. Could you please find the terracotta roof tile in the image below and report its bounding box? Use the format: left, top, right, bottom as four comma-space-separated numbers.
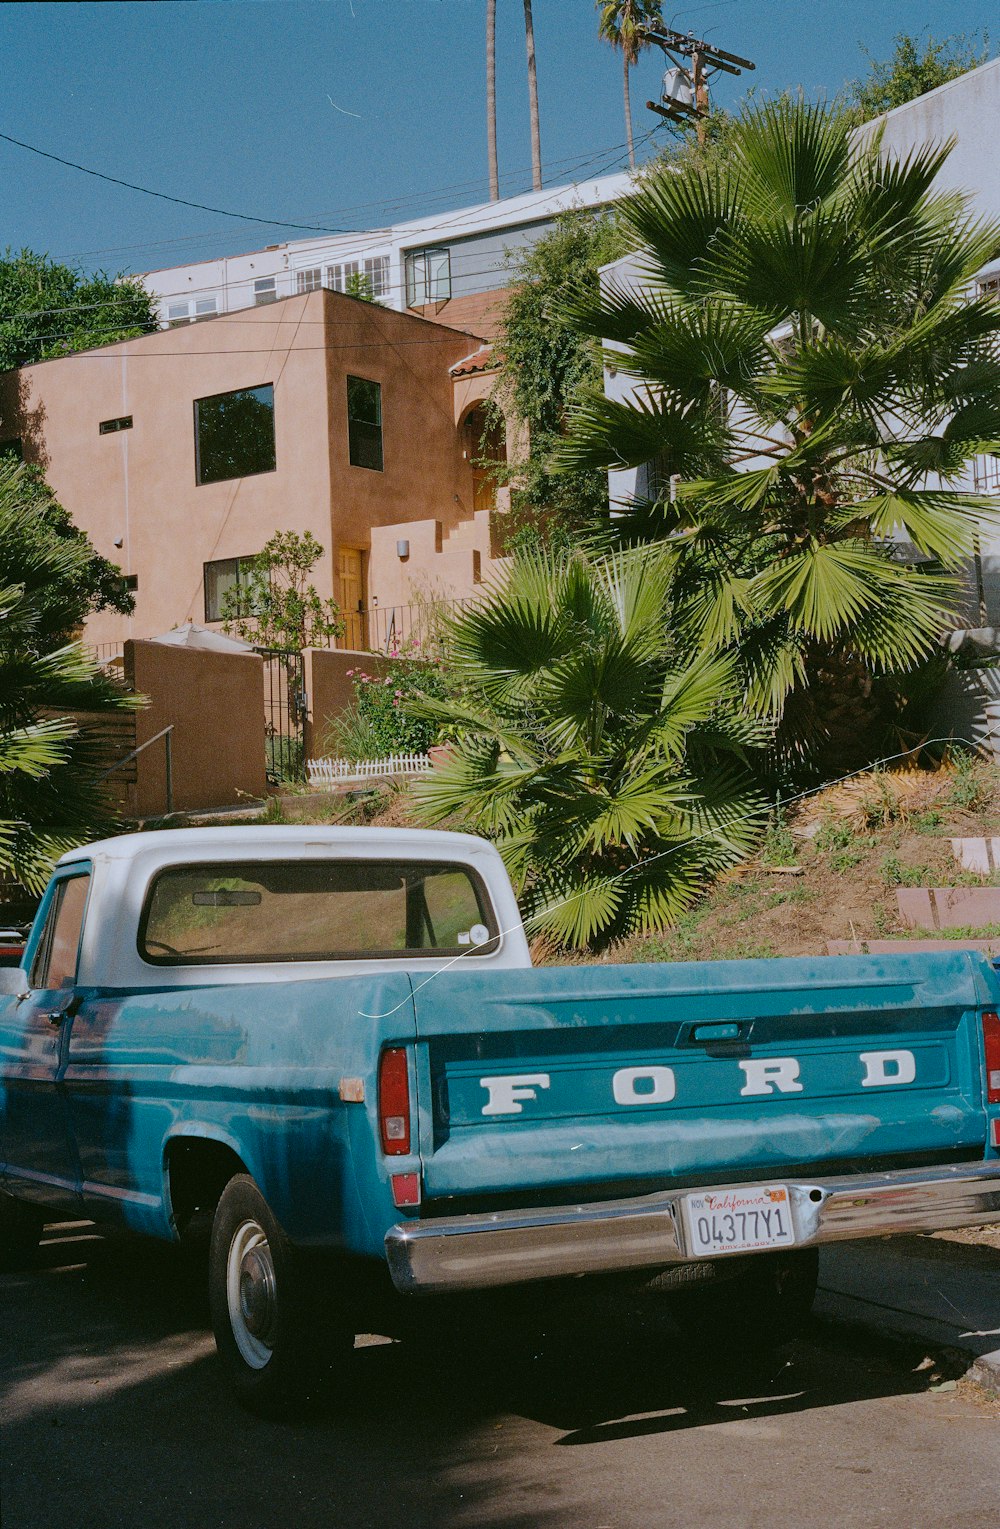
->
450, 345, 495, 378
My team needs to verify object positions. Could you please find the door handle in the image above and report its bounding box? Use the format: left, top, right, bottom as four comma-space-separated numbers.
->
44, 994, 81, 1027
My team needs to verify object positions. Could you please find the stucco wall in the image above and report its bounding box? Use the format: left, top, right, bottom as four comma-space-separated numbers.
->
855, 58, 1000, 224
303, 647, 391, 758
0, 290, 484, 651
321, 293, 480, 584
368, 509, 508, 609
124, 640, 266, 816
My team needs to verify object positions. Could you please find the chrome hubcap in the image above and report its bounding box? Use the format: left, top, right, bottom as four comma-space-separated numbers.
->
227, 1219, 277, 1369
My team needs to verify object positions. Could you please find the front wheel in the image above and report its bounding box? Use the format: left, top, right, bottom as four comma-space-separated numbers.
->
208, 1175, 351, 1416
0, 1192, 45, 1271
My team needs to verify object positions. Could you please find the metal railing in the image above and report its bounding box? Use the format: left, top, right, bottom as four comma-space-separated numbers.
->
98, 724, 174, 814
336, 597, 481, 655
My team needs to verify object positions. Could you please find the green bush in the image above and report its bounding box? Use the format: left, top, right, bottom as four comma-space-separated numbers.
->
338, 643, 451, 756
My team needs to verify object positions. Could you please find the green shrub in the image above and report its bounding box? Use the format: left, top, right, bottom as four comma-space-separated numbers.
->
337, 642, 451, 756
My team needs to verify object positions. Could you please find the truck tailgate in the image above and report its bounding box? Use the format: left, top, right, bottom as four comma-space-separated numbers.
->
411, 953, 996, 1204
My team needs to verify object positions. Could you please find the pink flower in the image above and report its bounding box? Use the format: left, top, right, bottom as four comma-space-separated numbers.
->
346, 669, 354, 677
394, 690, 403, 698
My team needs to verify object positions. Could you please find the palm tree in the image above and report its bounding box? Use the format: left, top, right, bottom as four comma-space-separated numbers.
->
412, 546, 763, 951
596, 0, 662, 170
559, 100, 1000, 771
0, 462, 139, 892
486, 0, 499, 201
523, 0, 543, 191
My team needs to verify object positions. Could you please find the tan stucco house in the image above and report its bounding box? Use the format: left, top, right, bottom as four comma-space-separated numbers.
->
0, 289, 508, 651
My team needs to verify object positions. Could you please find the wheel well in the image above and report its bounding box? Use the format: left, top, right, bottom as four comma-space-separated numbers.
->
165, 1138, 248, 1237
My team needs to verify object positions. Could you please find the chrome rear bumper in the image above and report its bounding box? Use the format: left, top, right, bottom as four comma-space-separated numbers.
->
384, 1161, 1000, 1294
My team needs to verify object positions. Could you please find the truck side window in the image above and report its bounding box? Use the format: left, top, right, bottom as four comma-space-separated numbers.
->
30, 874, 91, 990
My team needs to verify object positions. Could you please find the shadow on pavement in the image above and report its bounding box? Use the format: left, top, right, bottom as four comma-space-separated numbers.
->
0, 1226, 967, 1529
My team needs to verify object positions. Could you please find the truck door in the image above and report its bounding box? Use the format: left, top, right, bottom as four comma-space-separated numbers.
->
0, 868, 89, 1209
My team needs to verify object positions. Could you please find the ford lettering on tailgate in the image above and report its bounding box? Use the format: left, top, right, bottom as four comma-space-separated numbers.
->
477, 1048, 923, 1115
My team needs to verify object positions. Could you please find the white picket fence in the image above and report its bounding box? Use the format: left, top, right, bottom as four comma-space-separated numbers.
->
306, 752, 433, 789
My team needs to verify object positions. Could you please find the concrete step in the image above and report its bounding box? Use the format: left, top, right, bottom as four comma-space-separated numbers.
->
827, 937, 1000, 957
950, 837, 1000, 875
897, 886, 1000, 930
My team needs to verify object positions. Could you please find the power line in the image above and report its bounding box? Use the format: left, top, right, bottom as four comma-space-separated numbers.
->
132, 135, 643, 277
0, 128, 353, 237
0, 131, 651, 330
59, 135, 646, 267
1, 122, 642, 273
10, 336, 502, 361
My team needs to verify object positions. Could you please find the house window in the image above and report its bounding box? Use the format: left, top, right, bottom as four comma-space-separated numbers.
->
327, 256, 390, 299
364, 256, 390, 298
123, 574, 139, 593
166, 296, 219, 326
204, 555, 254, 623
99, 416, 133, 435
194, 384, 276, 486
347, 376, 383, 471
295, 268, 323, 294
974, 455, 1000, 493
405, 247, 451, 308
977, 272, 1000, 298
254, 277, 277, 305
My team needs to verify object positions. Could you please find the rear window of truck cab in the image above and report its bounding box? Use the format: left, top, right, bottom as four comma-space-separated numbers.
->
138, 859, 500, 964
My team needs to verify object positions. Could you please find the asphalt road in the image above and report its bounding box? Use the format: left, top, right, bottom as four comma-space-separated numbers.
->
2, 1225, 998, 1529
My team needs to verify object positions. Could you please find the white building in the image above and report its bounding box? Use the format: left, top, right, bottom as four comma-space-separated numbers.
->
139, 173, 633, 336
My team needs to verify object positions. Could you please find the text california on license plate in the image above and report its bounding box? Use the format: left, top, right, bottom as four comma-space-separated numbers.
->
681, 1185, 796, 1257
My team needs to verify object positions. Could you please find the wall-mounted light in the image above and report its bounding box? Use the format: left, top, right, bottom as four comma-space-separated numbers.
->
396, 539, 410, 560
113, 537, 124, 549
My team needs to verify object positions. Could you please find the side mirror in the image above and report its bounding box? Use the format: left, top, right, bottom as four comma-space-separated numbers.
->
0, 967, 30, 999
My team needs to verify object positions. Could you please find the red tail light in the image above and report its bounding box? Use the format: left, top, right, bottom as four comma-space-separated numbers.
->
983, 1012, 1000, 1105
378, 1047, 411, 1155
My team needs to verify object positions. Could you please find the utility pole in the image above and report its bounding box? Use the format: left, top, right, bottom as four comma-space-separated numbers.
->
643, 27, 754, 143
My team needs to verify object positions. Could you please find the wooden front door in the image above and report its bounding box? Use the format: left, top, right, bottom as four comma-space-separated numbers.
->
465, 406, 507, 515
338, 547, 366, 649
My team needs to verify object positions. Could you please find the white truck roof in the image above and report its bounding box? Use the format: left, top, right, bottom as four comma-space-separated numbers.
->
54, 827, 531, 987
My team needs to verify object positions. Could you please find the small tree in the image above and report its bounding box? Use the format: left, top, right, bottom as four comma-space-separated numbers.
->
344, 271, 376, 303
0, 464, 140, 892
0, 249, 156, 373
0, 463, 134, 648
491, 208, 628, 552
851, 31, 992, 120
222, 530, 343, 651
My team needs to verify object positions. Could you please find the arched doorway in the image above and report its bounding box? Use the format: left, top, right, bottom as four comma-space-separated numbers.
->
463, 404, 507, 515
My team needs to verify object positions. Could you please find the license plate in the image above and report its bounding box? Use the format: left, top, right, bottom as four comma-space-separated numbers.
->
681, 1185, 795, 1257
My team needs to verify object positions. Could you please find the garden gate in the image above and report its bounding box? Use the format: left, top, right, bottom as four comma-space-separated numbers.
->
259, 648, 307, 783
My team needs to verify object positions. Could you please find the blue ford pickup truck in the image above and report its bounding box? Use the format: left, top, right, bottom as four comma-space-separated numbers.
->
3, 826, 1000, 1412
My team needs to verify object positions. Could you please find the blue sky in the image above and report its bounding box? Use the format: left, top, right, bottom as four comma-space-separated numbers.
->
3, 0, 996, 275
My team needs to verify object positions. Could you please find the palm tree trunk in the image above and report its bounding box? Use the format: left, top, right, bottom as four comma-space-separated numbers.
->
486, 0, 499, 201
623, 52, 635, 169
523, 0, 543, 191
